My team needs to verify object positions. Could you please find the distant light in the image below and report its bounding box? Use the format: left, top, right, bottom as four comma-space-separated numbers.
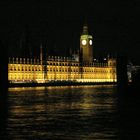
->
94, 59, 96, 61
104, 58, 107, 61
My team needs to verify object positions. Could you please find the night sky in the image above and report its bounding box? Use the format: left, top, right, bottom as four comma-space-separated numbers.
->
0, 1, 140, 64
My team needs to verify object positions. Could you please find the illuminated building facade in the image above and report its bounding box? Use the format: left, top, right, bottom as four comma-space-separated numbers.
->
8, 25, 117, 83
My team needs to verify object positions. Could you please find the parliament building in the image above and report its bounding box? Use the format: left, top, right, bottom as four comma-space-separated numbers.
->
8, 25, 117, 84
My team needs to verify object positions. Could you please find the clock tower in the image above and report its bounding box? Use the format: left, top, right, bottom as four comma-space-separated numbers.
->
80, 25, 93, 62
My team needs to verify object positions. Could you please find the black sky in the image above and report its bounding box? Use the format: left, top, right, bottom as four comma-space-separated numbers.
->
0, 0, 140, 64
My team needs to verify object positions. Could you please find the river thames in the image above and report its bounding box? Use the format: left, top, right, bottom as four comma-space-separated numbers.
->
0, 85, 140, 139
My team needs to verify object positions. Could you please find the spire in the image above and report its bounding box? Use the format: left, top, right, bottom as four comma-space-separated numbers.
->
82, 24, 88, 35
40, 43, 43, 65
69, 48, 72, 56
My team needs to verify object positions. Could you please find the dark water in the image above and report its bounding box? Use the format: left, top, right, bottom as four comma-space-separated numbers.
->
0, 85, 140, 139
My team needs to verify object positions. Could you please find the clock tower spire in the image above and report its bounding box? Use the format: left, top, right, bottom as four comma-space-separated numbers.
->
82, 24, 88, 35
80, 24, 93, 62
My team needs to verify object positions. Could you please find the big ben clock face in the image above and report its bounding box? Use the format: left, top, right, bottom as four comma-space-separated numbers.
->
89, 40, 92, 45
82, 39, 87, 45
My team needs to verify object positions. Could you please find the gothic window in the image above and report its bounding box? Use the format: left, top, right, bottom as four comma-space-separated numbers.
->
38, 67, 40, 71
18, 66, 20, 71
14, 66, 16, 71
35, 67, 37, 71
25, 66, 27, 71
10, 66, 13, 71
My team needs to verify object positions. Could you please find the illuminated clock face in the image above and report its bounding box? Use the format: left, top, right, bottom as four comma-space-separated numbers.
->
89, 40, 92, 45
82, 40, 87, 45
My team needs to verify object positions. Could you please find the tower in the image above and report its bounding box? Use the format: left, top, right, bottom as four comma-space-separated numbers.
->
80, 25, 93, 62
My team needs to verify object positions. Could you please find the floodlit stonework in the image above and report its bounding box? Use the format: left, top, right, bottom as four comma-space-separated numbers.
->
8, 25, 117, 84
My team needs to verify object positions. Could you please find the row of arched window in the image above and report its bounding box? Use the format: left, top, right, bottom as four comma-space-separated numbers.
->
47, 62, 79, 66
9, 65, 42, 71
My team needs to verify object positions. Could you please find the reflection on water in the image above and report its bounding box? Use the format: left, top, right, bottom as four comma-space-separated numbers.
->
1, 85, 119, 139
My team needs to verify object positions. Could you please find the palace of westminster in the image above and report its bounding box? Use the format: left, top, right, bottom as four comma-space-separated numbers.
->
8, 25, 117, 83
